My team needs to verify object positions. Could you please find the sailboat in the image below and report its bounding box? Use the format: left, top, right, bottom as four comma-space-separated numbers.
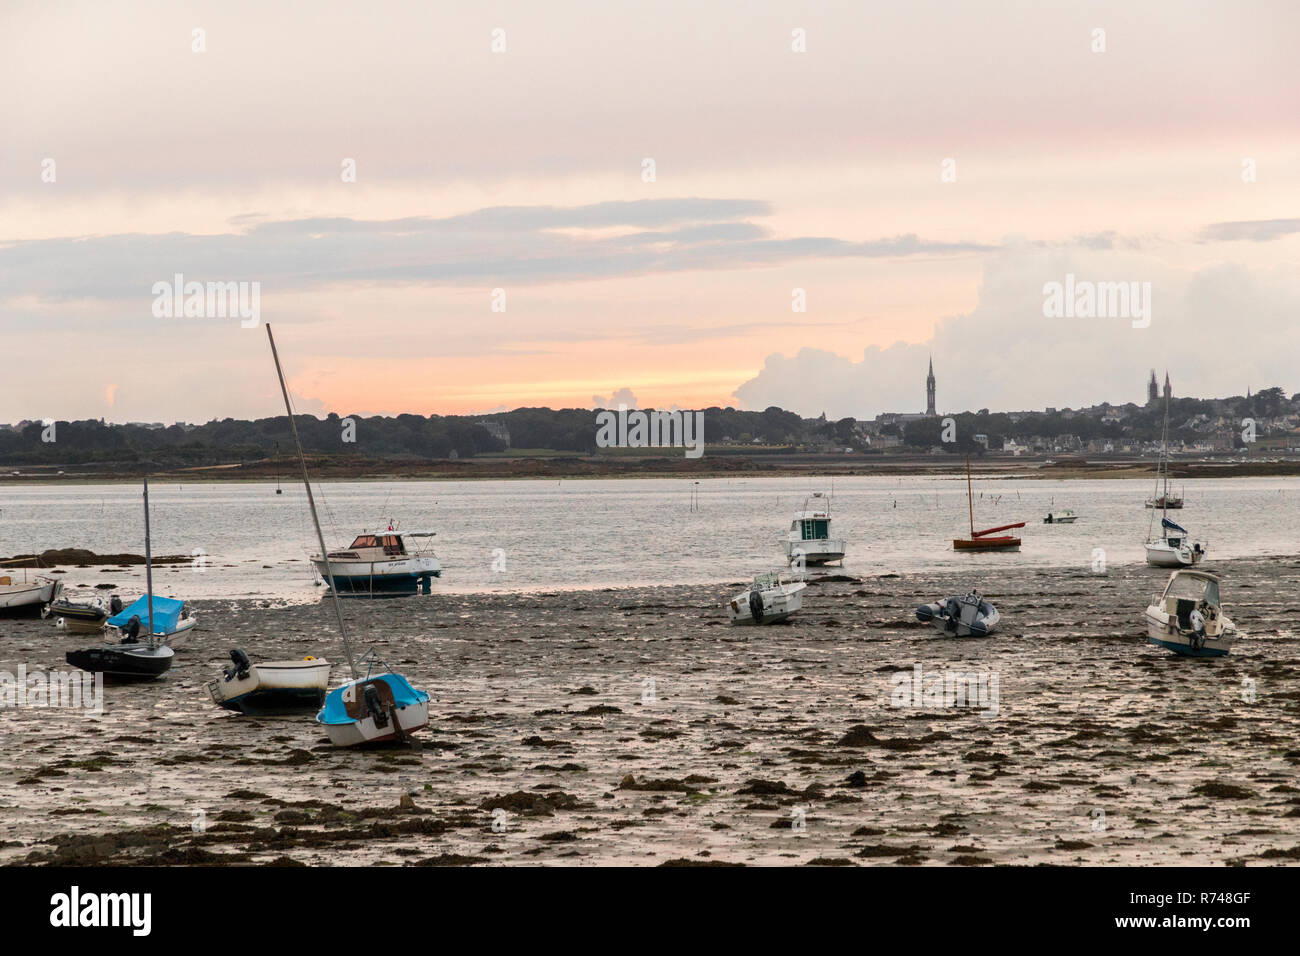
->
66, 478, 175, 681
266, 323, 429, 746
952, 456, 1024, 552
1145, 394, 1205, 567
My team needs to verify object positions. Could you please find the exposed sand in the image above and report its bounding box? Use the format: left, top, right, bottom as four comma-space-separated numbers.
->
2, 557, 1298, 866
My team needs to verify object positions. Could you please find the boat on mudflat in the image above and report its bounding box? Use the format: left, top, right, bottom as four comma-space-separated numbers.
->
916, 590, 1000, 637
783, 492, 846, 566
44, 593, 119, 633
728, 571, 807, 625
1144, 569, 1236, 658
208, 650, 332, 714
1145, 517, 1206, 568
0, 574, 62, 617
105, 594, 198, 645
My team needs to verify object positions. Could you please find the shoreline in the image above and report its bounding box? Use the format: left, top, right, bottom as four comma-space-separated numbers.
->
4, 557, 1297, 866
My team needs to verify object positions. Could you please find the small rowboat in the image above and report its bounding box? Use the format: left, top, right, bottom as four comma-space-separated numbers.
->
953, 457, 1024, 552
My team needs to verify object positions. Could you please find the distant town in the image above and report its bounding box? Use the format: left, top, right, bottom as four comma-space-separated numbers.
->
2, 362, 1298, 478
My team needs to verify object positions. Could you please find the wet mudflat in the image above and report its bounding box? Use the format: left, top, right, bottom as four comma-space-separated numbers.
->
2, 557, 1298, 866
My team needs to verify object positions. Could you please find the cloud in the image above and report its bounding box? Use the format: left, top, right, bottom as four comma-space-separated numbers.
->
592, 388, 638, 409
1197, 218, 1300, 243
0, 199, 991, 303
733, 247, 1300, 418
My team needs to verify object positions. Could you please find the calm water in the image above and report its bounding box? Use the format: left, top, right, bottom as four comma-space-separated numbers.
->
0, 476, 1296, 600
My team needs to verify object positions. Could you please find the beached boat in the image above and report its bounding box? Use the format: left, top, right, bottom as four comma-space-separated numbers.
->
1144, 569, 1236, 657
953, 457, 1024, 552
1145, 517, 1206, 568
310, 527, 441, 596
0, 573, 62, 616
105, 594, 198, 645
66, 478, 174, 681
1043, 509, 1078, 524
43, 593, 117, 633
267, 322, 430, 746
728, 570, 807, 625
207, 650, 332, 714
916, 590, 1000, 637
783, 492, 846, 566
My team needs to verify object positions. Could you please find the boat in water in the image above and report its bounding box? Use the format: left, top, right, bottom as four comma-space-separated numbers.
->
267, 322, 431, 746
1144, 396, 1203, 567
207, 650, 332, 715
1043, 509, 1078, 524
915, 590, 1000, 637
66, 478, 175, 681
1145, 517, 1206, 568
953, 457, 1024, 552
783, 492, 846, 566
1144, 568, 1236, 657
311, 526, 441, 596
104, 594, 198, 645
728, 570, 807, 625
43, 593, 119, 633
0, 572, 62, 617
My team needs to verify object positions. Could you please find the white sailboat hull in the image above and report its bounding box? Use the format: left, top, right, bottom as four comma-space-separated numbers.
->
0, 578, 61, 614
1144, 542, 1202, 568
323, 698, 430, 746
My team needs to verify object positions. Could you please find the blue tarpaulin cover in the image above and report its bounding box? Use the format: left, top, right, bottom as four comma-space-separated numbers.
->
107, 595, 185, 634
317, 673, 429, 726
1161, 518, 1188, 534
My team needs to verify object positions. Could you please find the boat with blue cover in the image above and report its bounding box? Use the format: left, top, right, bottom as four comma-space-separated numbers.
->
266, 322, 431, 746
106, 594, 198, 645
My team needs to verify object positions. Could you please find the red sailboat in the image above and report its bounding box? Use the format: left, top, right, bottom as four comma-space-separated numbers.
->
953, 456, 1024, 552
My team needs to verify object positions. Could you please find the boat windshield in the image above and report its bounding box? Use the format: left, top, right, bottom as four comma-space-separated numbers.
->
799, 518, 830, 540
1166, 574, 1217, 604
347, 534, 407, 555
753, 572, 780, 590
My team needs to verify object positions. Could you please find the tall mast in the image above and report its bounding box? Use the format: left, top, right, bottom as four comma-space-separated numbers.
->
966, 455, 974, 536
265, 324, 358, 680
143, 477, 155, 647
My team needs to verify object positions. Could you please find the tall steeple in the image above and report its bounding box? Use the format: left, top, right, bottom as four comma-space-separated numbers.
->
1147, 369, 1158, 405
1163, 370, 1172, 402
926, 356, 936, 416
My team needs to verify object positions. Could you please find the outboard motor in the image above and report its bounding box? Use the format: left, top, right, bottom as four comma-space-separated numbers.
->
748, 588, 765, 624
223, 648, 252, 681
122, 615, 141, 643
363, 683, 391, 728
109, 594, 124, 616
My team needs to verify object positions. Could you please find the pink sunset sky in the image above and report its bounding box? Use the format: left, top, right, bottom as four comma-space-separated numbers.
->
2, 0, 1298, 423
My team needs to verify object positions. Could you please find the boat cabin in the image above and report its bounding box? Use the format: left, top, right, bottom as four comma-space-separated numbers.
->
790, 516, 831, 541
332, 533, 409, 559
1158, 570, 1221, 627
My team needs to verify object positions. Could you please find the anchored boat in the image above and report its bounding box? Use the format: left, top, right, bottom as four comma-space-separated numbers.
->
267, 323, 430, 746
105, 594, 198, 645
916, 590, 1000, 637
0, 572, 62, 617
66, 478, 174, 681
207, 650, 332, 715
728, 570, 807, 625
1145, 517, 1206, 568
311, 526, 441, 596
953, 457, 1024, 552
1043, 509, 1078, 524
784, 492, 846, 566
1144, 568, 1236, 657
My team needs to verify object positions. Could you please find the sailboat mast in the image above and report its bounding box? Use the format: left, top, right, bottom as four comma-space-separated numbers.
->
265, 324, 358, 680
143, 477, 155, 646
966, 456, 974, 536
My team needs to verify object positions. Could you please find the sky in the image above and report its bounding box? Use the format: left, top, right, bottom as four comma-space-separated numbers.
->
2, 0, 1298, 424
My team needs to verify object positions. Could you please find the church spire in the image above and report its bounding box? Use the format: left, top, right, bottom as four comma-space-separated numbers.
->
925, 355, 936, 416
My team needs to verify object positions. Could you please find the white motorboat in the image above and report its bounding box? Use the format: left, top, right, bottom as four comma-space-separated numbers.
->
1144, 569, 1236, 657
728, 570, 807, 625
915, 590, 1000, 637
1043, 509, 1078, 524
207, 651, 332, 714
0, 573, 62, 616
784, 492, 846, 566
311, 527, 441, 596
